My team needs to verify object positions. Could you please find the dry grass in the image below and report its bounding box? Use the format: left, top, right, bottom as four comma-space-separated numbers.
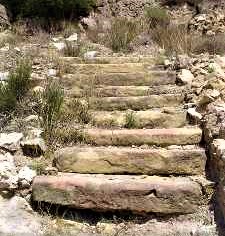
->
63, 41, 82, 57
151, 24, 225, 56
151, 24, 195, 56
145, 6, 170, 30
193, 34, 225, 55
104, 17, 143, 52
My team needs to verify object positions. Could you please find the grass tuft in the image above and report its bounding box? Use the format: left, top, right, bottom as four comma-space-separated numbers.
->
0, 58, 32, 113
34, 80, 64, 144
105, 17, 141, 52
124, 110, 137, 129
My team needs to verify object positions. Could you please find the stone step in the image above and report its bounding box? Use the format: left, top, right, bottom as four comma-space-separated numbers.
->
88, 94, 184, 111
55, 146, 206, 175
84, 127, 202, 146
62, 71, 176, 87
61, 56, 155, 64
68, 85, 186, 98
91, 108, 187, 128
66, 63, 153, 74
32, 174, 204, 214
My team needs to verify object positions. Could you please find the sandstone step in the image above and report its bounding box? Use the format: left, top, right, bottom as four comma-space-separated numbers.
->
69, 85, 186, 98
32, 174, 204, 214
62, 71, 176, 87
88, 94, 184, 111
84, 127, 202, 146
91, 108, 187, 128
66, 62, 158, 74
61, 56, 155, 64
55, 146, 206, 175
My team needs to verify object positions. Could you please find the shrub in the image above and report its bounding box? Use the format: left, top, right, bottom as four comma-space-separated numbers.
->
0, 58, 32, 113
105, 17, 141, 52
34, 80, 64, 143
2, 0, 96, 22
145, 6, 170, 29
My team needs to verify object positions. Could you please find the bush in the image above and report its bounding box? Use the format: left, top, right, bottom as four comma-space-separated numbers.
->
0, 59, 32, 113
105, 17, 141, 52
1, 0, 96, 22
34, 80, 64, 143
145, 6, 170, 29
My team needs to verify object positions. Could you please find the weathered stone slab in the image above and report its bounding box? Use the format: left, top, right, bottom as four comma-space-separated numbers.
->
32, 174, 203, 214
91, 108, 187, 128
88, 94, 184, 111
93, 85, 186, 97
55, 146, 206, 175
84, 127, 202, 146
68, 63, 151, 74
61, 56, 155, 64
63, 71, 176, 87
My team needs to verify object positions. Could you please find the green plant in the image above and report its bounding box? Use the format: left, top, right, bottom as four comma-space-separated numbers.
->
124, 110, 137, 129
34, 80, 64, 143
105, 17, 141, 52
145, 6, 170, 29
8, 59, 32, 100
0, 58, 32, 113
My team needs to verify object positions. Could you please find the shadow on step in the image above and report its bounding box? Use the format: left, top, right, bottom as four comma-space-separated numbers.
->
32, 201, 193, 226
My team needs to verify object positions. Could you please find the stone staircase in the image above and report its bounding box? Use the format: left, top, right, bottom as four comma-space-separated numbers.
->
32, 57, 217, 234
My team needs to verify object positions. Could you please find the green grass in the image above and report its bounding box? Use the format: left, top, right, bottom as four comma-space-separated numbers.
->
124, 110, 137, 128
0, 58, 32, 113
34, 80, 64, 144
